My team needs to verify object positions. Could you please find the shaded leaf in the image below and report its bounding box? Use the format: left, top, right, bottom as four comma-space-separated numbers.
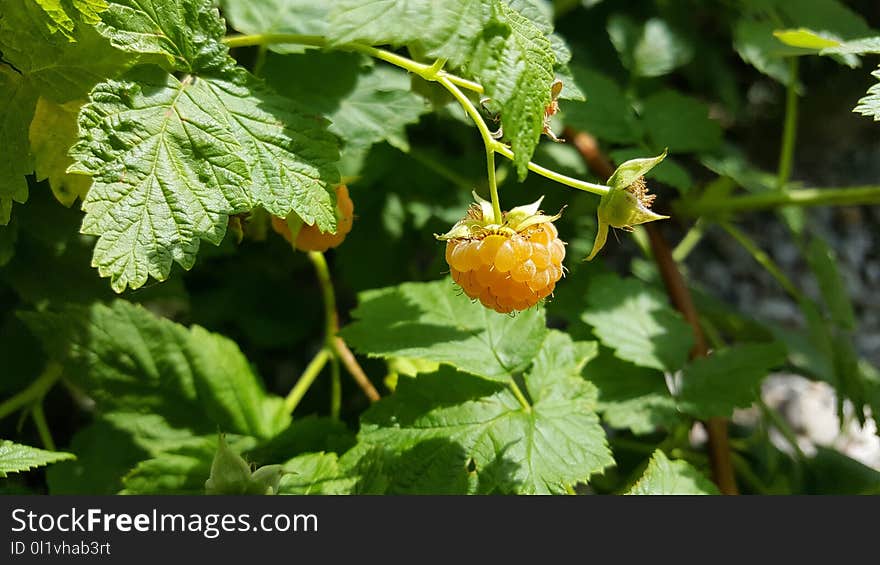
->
627, 450, 719, 495
678, 343, 787, 419
582, 273, 694, 372
29, 97, 92, 206
22, 300, 289, 439
585, 349, 679, 435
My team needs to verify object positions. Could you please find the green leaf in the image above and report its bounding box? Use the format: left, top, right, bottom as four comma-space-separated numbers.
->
0, 1, 134, 103
639, 90, 722, 154
626, 450, 719, 495
68, 67, 248, 291
0, 218, 17, 266
29, 97, 92, 207
32, 0, 77, 39
22, 300, 290, 439
734, 20, 806, 85
70, 66, 339, 291
607, 15, 693, 78
33, 0, 108, 38
585, 349, 679, 435
94, 0, 232, 73
264, 52, 428, 155
0, 440, 75, 478
328, 0, 487, 66
47, 412, 204, 494
582, 273, 694, 372
221, 0, 329, 54
773, 28, 841, 50
735, 0, 871, 82
358, 364, 612, 494
854, 66, 880, 122
678, 343, 786, 419
279, 452, 357, 494
340, 279, 548, 382
245, 416, 355, 466
0, 66, 37, 225
560, 67, 642, 144
822, 37, 880, 56
773, 0, 872, 40
472, 1, 556, 180
804, 447, 880, 495
329, 0, 556, 179
204, 72, 340, 227
806, 237, 856, 330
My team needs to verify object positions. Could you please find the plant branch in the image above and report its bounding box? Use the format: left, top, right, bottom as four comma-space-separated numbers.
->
332, 338, 380, 402
31, 402, 55, 451
676, 185, 880, 216
308, 251, 339, 337
719, 222, 804, 302
0, 363, 62, 420
493, 144, 610, 196
284, 348, 330, 414
777, 58, 799, 192
565, 128, 739, 495
307, 251, 379, 404
330, 355, 341, 420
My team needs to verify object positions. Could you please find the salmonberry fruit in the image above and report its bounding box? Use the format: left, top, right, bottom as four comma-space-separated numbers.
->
271, 185, 354, 252
438, 193, 565, 314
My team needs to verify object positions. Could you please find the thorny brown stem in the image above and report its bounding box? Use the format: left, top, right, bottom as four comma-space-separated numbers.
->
563, 127, 739, 495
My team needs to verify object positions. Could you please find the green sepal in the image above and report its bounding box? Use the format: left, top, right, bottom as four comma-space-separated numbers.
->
607, 150, 668, 192
204, 434, 283, 495
435, 192, 561, 240
587, 151, 669, 261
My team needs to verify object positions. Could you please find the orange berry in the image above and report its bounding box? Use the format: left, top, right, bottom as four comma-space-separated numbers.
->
271, 185, 354, 252
445, 220, 564, 314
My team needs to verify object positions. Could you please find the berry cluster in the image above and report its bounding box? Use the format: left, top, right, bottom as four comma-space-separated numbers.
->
439, 194, 565, 314
446, 222, 565, 313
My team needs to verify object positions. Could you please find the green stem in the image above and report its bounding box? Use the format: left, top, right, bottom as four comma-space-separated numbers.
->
223, 32, 610, 202
493, 144, 610, 196
677, 185, 880, 216
777, 58, 799, 192
672, 219, 706, 262
330, 356, 341, 420
0, 363, 62, 420
508, 381, 531, 412
252, 45, 268, 76
486, 147, 502, 224
223, 33, 484, 92
284, 348, 330, 414
758, 398, 806, 460
720, 222, 804, 302
308, 251, 338, 336
31, 402, 55, 451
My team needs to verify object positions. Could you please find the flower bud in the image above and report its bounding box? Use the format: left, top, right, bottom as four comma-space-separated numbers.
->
587, 151, 669, 260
